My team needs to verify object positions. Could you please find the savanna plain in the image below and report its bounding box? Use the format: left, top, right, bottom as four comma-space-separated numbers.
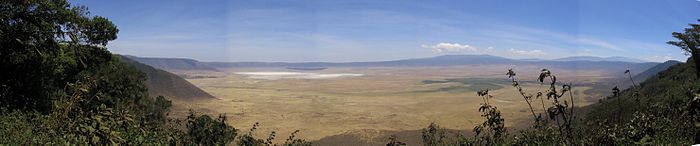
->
170, 65, 614, 141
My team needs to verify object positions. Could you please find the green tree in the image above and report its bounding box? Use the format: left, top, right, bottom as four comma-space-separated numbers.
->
183, 110, 238, 145
421, 123, 447, 146
0, 1, 176, 144
386, 135, 406, 146
0, 0, 118, 111
668, 20, 700, 78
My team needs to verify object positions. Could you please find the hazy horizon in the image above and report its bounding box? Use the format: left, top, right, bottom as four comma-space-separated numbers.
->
72, 0, 699, 62
127, 53, 671, 63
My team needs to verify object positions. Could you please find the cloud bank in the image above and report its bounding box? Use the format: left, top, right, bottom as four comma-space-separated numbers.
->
508, 48, 546, 55
422, 42, 478, 53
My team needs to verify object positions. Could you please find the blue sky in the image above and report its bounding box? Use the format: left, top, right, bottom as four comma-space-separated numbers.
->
72, 0, 700, 62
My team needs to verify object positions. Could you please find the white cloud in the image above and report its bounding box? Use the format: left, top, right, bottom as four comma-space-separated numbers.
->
422, 42, 478, 53
485, 46, 495, 51
508, 48, 546, 55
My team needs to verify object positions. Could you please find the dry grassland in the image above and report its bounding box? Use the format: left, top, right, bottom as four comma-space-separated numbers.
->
174, 65, 615, 141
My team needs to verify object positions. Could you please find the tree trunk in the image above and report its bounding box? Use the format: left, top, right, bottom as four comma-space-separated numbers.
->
693, 49, 700, 78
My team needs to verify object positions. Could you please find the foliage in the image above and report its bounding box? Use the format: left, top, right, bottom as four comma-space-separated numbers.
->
237, 122, 266, 146
668, 20, 700, 78
582, 58, 700, 145
178, 110, 238, 145
386, 135, 406, 146
0, 77, 173, 145
235, 122, 311, 146
280, 130, 313, 146
0, 0, 118, 111
421, 123, 448, 146
0, 1, 310, 145
505, 68, 578, 144
0, 0, 173, 141
472, 89, 506, 145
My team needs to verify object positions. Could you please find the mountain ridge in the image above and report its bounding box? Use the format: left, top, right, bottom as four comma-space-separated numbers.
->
632, 60, 683, 83
124, 55, 219, 71
117, 55, 216, 101
205, 54, 660, 68
125, 54, 670, 79
554, 56, 648, 63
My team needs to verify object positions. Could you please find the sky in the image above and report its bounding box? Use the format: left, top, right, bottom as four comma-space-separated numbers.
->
72, 0, 700, 62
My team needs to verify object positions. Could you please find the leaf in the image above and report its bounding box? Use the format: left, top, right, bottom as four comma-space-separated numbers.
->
506, 69, 516, 78
87, 126, 95, 133
92, 136, 100, 144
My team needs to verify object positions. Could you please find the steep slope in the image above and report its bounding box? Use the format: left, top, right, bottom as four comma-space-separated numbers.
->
125, 55, 218, 71
118, 55, 216, 100
584, 59, 692, 118
580, 57, 698, 144
632, 60, 682, 82
554, 56, 647, 63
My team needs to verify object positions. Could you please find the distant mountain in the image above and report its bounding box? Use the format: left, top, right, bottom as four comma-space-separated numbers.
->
554, 56, 648, 63
128, 54, 665, 75
118, 56, 215, 101
209, 54, 518, 68
632, 60, 682, 82
124, 55, 218, 71
519, 58, 545, 61
119, 54, 676, 101
207, 54, 658, 72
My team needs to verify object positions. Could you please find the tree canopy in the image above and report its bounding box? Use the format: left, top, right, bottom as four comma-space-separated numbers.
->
0, 0, 118, 111
668, 20, 700, 78
0, 1, 309, 145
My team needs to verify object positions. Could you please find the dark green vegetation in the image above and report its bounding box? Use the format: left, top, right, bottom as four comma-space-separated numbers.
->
0, 1, 308, 145
668, 20, 700, 78
582, 58, 698, 145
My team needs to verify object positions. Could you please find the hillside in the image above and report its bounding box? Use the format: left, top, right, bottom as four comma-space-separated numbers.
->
581, 57, 699, 144
118, 56, 216, 100
125, 55, 219, 71
586, 58, 695, 119
632, 60, 682, 82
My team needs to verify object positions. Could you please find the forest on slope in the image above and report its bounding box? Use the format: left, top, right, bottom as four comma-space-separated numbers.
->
0, 1, 308, 145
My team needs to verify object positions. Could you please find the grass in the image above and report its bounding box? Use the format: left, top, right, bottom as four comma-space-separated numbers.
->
175, 65, 622, 143
420, 78, 508, 93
